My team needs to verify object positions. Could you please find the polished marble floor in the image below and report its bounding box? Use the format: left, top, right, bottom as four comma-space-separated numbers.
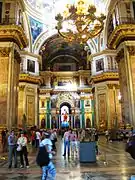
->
0, 137, 135, 179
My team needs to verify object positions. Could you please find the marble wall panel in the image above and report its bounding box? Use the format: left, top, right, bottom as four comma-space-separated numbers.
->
118, 58, 130, 123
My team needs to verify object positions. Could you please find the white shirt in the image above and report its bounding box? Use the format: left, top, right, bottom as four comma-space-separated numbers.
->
36, 131, 41, 140
17, 137, 27, 147
40, 138, 53, 159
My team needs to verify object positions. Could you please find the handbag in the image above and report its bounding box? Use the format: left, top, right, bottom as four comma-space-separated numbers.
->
17, 144, 22, 151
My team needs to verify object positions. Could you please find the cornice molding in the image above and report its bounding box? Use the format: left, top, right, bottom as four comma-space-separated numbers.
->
91, 72, 119, 83
108, 24, 135, 49
21, 51, 42, 60
19, 74, 42, 85
107, 84, 120, 89
91, 49, 116, 58
0, 25, 28, 49
78, 88, 92, 93
39, 88, 52, 94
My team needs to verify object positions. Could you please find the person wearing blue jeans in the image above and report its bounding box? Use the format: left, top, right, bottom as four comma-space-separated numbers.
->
40, 132, 56, 180
63, 129, 71, 157
42, 161, 56, 180
8, 130, 17, 168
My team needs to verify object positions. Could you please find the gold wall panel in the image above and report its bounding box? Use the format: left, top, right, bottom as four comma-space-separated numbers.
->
26, 95, 35, 126
98, 93, 107, 130
0, 57, 8, 125
18, 90, 24, 126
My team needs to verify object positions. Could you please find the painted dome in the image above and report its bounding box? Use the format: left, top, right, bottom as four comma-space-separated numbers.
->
26, 0, 107, 16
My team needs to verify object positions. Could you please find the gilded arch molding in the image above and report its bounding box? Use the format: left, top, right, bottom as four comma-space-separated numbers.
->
56, 93, 75, 108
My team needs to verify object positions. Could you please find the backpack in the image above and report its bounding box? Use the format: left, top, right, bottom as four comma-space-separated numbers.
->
36, 146, 50, 167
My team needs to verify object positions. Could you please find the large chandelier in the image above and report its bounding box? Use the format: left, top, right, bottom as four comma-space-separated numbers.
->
55, 0, 106, 44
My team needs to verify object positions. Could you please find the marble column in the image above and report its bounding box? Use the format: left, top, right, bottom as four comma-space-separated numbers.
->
91, 98, 95, 128
46, 99, 51, 129
80, 99, 85, 128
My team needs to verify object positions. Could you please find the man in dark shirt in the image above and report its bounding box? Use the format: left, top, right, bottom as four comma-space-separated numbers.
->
8, 130, 17, 168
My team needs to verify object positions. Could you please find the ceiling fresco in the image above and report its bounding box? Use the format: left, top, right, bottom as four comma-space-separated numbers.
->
26, 0, 107, 30
25, 0, 108, 70
40, 34, 88, 71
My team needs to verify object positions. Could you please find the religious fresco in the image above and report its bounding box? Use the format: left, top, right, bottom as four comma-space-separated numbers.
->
27, 59, 35, 73
96, 58, 104, 72
29, 16, 43, 43
26, 0, 106, 35
85, 100, 91, 107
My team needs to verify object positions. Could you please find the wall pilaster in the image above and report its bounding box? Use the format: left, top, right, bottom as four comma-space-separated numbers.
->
0, 43, 21, 130
116, 42, 135, 127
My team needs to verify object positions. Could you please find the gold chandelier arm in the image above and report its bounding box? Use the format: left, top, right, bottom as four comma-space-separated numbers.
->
87, 25, 104, 39
58, 29, 67, 38
55, 1, 106, 44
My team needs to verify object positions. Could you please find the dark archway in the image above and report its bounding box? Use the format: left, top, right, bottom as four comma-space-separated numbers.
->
60, 102, 72, 128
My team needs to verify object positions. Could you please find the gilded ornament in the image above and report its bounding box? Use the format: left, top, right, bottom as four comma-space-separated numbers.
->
127, 46, 135, 56
116, 49, 124, 63
14, 50, 21, 63
0, 25, 28, 49
107, 84, 114, 89
19, 85, 25, 91
26, 87, 35, 93
108, 24, 135, 49
92, 72, 119, 83
0, 47, 10, 57
19, 74, 41, 85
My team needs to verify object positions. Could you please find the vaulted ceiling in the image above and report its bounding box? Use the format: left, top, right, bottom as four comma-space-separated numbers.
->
39, 34, 88, 71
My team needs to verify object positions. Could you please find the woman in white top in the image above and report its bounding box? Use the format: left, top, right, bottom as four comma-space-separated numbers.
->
17, 131, 29, 168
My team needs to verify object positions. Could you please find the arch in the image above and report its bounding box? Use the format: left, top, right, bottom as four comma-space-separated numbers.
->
57, 100, 74, 109
32, 30, 58, 54
50, 54, 79, 63
87, 39, 97, 54
56, 92, 75, 108
60, 102, 71, 109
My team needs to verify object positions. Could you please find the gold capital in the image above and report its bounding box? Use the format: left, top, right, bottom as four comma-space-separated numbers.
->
127, 46, 135, 56
0, 47, 10, 57
116, 49, 124, 63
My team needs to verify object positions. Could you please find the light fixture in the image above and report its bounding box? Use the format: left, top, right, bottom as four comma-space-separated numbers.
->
55, 0, 106, 44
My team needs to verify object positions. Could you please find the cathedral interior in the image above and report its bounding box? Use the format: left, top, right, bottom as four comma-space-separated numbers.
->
0, 0, 135, 132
